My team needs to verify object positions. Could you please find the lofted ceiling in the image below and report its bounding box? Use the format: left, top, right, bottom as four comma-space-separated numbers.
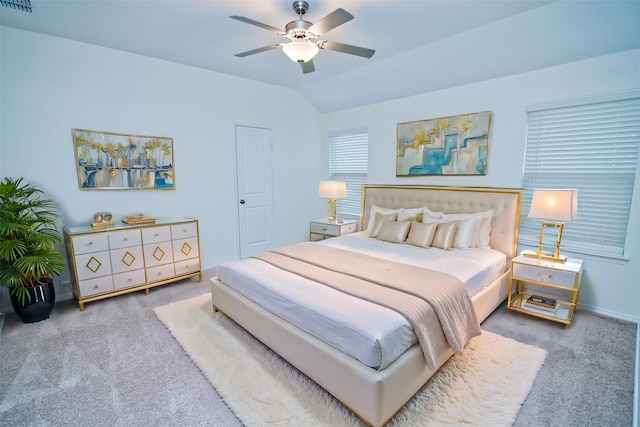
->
1, 0, 639, 112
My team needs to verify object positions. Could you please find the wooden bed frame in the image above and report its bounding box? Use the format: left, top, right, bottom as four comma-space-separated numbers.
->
210, 185, 522, 426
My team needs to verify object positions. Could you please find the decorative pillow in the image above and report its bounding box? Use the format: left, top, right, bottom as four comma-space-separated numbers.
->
431, 221, 458, 250
369, 212, 398, 238
406, 221, 438, 248
377, 219, 412, 243
396, 207, 424, 222
366, 205, 400, 231
442, 210, 494, 248
397, 210, 424, 223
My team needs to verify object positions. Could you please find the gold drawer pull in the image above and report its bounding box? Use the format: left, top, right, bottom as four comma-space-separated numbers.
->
157, 272, 163, 276
93, 284, 99, 289
154, 233, 160, 237
127, 278, 132, 282
123, 237, 128, 241
322, 227, 328, 231
88, 241, 94, 246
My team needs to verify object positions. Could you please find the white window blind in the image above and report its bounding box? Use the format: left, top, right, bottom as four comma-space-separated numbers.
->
329, 129, 368, 217
520, 90, 640, 259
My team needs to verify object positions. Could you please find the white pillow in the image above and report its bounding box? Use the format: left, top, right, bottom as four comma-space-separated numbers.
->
442, 210, 494, 249
366, 204, 400, 231
475, 212, 494, 248
423, 207, 444, 220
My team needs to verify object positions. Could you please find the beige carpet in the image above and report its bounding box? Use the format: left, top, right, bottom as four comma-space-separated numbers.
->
154, 293, 547, 427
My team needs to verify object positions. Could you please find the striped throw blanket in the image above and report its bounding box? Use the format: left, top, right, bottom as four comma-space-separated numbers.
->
253, 242, 480, 370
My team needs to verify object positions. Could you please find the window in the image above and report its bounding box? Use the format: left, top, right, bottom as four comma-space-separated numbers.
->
328, 129, 368, 218
520, 90, 640, 260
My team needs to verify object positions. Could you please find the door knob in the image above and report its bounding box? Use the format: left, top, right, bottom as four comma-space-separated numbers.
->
240, 199, 246, 204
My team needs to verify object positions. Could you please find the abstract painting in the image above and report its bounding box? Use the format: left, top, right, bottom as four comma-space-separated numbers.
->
72, 129, 174, 190
396, 111, 492, 176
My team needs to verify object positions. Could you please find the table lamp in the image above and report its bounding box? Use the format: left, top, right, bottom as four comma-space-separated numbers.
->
318, 181, 347, 221
524, 189, 578, 263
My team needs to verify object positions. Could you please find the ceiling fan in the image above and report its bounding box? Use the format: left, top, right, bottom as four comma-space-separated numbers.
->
231, 1, 375, 74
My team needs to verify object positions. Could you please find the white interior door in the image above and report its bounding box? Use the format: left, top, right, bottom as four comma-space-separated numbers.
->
235, 125, 276, 258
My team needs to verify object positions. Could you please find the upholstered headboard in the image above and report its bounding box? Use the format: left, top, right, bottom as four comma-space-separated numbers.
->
361, 185, 522, 259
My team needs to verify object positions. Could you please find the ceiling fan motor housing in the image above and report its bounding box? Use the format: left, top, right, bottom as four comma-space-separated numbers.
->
285, 20, 316, 40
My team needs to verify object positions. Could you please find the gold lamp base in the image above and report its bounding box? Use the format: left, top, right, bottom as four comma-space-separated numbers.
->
327, 198, 337, 221
521, 249, 568, 263
522, 220, 567, 263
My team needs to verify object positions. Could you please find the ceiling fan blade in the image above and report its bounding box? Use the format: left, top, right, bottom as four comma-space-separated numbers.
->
235, 44, 282, 58
308, 8, 353, 35
301, 60, 315, 74
319, 41, 375, 58
230, 15, 285, 35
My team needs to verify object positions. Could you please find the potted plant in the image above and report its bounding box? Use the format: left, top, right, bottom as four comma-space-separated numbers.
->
0, 177, 65, 323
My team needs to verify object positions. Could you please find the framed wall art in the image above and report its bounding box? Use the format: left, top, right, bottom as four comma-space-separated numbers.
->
72, 129, 175, 190
396, 111, 492, 176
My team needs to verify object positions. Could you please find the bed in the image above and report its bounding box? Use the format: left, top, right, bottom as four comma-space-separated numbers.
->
210, 184, 522, 426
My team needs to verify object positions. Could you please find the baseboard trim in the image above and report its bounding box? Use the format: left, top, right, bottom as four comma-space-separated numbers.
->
577, 303, 640, 325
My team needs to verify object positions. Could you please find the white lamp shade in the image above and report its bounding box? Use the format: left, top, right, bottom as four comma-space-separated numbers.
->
318, 181, 347, 199
528, 189, 578, 221
282, 40, 319, 63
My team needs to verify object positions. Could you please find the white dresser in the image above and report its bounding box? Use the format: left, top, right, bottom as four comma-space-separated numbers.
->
64, 218, 201, 310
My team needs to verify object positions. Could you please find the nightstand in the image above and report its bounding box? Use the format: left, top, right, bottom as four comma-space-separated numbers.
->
507, 254, 583, 328
309, 218, 358, 241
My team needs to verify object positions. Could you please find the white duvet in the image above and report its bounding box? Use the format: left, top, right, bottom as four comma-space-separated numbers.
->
216, 231, 506, 370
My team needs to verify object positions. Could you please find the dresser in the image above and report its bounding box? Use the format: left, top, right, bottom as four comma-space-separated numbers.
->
64, 218, 201, 310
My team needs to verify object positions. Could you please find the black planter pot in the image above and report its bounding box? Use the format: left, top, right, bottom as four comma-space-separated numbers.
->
9, 278, 56, 323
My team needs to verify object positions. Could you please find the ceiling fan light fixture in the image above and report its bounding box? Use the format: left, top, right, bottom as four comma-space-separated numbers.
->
282, 40, 319, 63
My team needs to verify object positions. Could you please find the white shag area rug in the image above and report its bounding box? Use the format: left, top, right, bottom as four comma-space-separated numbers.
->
154, 293, 547, 427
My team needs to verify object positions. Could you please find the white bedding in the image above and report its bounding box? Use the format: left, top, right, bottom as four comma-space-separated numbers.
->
216, 231, 506, 370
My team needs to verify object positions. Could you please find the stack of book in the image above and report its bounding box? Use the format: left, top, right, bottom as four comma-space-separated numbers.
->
522, 295, 558, 315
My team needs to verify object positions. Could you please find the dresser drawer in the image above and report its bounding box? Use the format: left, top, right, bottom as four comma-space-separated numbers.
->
71, 233, 109, 255
171, 222, 197, 239
74, 251, 112, 281
110, 246, 145, 274
143, 241, 174, 267
113, 269, 146, 290
175, 258, 201, 276
146, 263, 176, 283
310, 222, 340, 235
512, 263, 577, 288
141, 225, 172, 244
172, 237, 199, 262
78, 275, 114, 297
108, 229, 142, 249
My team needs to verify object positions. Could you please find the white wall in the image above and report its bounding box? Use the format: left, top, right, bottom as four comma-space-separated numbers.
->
0, 26, 326, 303
322, 49, 640, 321
2, 24, 640, 322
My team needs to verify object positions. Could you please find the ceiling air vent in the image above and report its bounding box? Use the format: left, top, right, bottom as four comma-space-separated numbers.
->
1, 0, 32, 13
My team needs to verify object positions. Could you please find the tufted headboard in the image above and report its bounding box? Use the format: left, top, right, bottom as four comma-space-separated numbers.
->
361, 185, 523, 259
